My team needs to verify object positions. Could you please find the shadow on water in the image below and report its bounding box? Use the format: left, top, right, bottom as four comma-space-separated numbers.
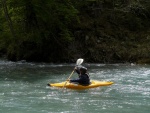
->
1, 59, 150, 84
0, 60, 74, 83
0, 60, 148, 83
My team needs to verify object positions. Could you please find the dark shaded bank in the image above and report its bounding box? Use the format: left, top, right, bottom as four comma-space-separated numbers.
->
0, 0, 150, 64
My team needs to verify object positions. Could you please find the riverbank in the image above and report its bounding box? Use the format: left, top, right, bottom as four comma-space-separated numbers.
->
0, 1, 150, 63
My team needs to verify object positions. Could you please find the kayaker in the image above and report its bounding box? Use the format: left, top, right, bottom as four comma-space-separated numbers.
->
69, 66, 90, 85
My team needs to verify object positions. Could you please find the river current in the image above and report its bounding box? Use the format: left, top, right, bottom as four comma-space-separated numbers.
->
0, 60, 149, 113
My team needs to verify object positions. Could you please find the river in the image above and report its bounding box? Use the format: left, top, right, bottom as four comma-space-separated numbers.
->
0, 60, 149, 113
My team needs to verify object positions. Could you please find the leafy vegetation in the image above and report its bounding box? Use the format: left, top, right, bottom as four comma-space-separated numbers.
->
0, 0, 150, 63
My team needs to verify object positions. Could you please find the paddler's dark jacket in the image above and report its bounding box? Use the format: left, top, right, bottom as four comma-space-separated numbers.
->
70, 67, 90, 85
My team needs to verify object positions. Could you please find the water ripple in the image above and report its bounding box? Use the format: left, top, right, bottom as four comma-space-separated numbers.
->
0, 62, 150, 113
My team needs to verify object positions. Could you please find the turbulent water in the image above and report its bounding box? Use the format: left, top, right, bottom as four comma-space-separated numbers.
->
0, 60, 149, 113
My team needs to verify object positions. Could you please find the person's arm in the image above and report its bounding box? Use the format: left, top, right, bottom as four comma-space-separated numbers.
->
75, 67, 80, 74
70, 79, 80, 83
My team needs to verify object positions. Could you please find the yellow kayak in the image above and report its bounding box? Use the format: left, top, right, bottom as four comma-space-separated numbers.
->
48, 80, 114, 90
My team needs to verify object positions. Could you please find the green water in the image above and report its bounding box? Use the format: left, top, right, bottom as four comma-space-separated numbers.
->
0, 60, 149, 113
